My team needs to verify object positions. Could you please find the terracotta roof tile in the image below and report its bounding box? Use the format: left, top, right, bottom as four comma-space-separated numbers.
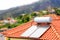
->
1, 14, 60, 40
2, 20, 37, 37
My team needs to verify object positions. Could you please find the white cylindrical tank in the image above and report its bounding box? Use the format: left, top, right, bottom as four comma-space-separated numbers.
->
34, 17, 52, 23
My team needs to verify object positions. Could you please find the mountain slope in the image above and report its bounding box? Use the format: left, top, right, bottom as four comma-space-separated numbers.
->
0, 0, 60, 19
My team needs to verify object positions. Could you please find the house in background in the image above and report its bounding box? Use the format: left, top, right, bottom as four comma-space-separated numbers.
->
3, 17, 17, 24
0, 14, 60, 40
47, 6, 56, 14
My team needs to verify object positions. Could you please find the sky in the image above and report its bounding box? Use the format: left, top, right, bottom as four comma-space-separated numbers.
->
0, 0, 39, 10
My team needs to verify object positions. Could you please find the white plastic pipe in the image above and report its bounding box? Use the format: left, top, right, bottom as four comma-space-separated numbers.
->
34, 17, 52, 23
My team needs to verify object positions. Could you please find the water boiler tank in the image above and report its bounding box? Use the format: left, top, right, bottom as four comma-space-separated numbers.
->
34, 17, 52, 23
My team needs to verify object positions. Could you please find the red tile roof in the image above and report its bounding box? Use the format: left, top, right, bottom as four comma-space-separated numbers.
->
1, 14, 60, 40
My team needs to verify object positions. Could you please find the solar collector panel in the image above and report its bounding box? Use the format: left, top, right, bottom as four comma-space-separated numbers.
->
21, 25, 38, 37
30, 26, 50, 38
21, 25, 50, 38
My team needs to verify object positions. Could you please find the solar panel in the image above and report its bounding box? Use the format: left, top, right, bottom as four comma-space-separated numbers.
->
30, 26, 50, 38
21, 25, 38, 37
21, 25, 50, 38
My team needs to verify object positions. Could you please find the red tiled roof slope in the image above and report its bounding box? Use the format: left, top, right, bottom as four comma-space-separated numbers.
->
40, 14, 60, 40
1, 14, 60, 40
1, 20, 37, 37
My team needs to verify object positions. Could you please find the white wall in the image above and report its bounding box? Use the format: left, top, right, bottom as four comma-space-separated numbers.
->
0, 33, 5, 40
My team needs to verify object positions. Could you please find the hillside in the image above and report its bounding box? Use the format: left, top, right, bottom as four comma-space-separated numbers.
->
0, 0, 60, 19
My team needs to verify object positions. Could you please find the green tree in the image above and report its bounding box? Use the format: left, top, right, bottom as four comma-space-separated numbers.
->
31, 13, 37, 17
55, 9, 60, 15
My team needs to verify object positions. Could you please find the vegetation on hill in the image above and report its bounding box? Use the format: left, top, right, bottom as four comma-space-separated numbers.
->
0, 11, 48, 29
0, 8, 60, 29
